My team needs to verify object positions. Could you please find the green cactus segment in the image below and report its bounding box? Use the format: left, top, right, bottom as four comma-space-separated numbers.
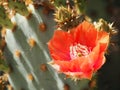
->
0, 6, 13, 29
4, 4, 89, 90
5, 12, 63, 90
0, 0, 30, 29
28, 4, 43, 23
0, 59, 9, 72
8, 0, 30, 16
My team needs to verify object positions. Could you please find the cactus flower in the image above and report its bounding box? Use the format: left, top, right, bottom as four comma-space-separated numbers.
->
48, 21, 109, 80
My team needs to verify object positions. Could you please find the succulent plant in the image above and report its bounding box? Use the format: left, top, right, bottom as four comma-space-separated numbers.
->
0, 0, 93, 90
0, 0, 114, 90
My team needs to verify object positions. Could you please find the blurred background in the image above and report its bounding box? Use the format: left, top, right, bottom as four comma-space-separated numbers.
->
86, 0, 120, 90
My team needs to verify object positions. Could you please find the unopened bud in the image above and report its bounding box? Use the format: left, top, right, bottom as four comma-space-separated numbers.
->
94, 18, 117, 35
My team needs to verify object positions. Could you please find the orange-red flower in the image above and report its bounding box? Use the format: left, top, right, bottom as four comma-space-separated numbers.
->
48, 21, 109, 80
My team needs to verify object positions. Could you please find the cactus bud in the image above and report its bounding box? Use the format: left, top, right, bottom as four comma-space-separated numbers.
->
94, 19, 117, 35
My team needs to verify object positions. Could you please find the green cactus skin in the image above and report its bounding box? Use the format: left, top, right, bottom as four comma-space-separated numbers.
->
0, 0, 30, 29
8, 0, 30, 16
3, 4, 90, 90
0, 6, 13, 29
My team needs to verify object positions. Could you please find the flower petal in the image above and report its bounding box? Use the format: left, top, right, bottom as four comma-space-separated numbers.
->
97, 31, 109, 51
48, 30, 73, 61
50, 56, 93, 79
93, 52, 106, 71
48, 21, 110, 80
93, 31, 109, 70
64, 71, 93, 80
88, 44, 106, 71
73, 21, 98, 48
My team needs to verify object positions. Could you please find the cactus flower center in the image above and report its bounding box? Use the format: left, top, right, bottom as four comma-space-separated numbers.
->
70, 43, 91, 59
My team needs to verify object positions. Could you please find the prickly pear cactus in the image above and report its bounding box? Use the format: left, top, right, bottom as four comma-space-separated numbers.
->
2, 1, 91, 90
